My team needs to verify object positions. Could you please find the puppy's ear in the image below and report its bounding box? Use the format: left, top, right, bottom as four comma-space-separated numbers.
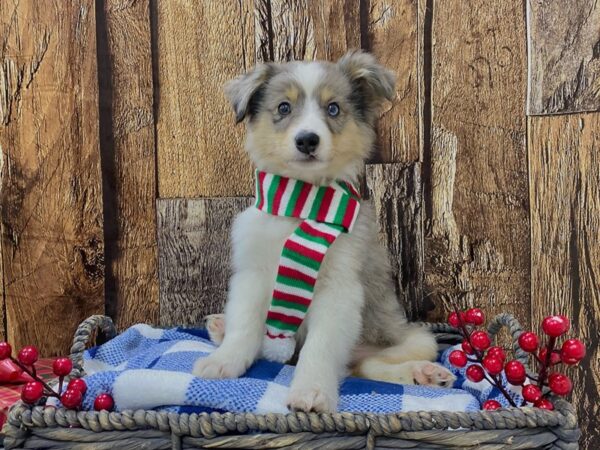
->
224, 63, 275, 123
337, 50, 396, 121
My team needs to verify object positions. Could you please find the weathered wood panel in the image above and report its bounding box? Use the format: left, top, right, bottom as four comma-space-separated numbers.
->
527, 0, 600, 115
424, 0, 530, 326
0, 0, 104, 355
155, 1, 256, 197
258, 0, 360, 62
365, 0, 419, 163
366, 163, 429, 321
97, 0, 159, 330
529, 114, 600, 449
157, 198, 253, 327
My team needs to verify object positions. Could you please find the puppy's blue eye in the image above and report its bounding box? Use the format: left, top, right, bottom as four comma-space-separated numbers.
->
278, 102, 291, 115
327, 102, 340, 117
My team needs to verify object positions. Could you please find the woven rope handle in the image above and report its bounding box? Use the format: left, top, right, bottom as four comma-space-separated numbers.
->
69, 315, 117, 377
487, 313, 529, 365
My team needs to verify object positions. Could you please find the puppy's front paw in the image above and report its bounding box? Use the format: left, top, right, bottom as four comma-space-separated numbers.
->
412, 361, 456, 388
193, 351, 247, 379
204, 314, 226, 345
286, 384, 338, 413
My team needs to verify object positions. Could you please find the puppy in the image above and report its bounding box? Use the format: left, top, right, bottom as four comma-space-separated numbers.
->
193, 51, 454, 413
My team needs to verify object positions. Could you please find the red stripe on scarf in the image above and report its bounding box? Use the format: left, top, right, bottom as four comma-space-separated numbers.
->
267, 310, 303, 326
266, 331, 288, 339
271, 177, 289, 215
299, 221, 337, 244
341, 198, 358, 229
273, 290, 312, 306
343, 181, 361, 199
292, 184, 312, 217
257, 171, 267, 210
284, 239, 325, 263
316, 187, 335, 222
278, 266, 317, 286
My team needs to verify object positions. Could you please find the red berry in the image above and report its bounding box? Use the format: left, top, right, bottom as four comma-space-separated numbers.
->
0, 342, 12, 359
534, 399, 554, 410
52, 358, 73, 377
60, 389, 83, 410
541, 315, 570, 337
487, 346, 506, 362
504, 360, 526, 385
522, 384, 542, 403
482, 400, 502, 410
518, 332, 539, 353
548, 373, 572, 396
67, 378, 87, 394
449, 350, 468, 368
448, 312, 465, 328
94, 393, 115, 411
538, 348, 561, 365
470, 331, 491, 351
461, 339, 474, 355
21, 381, 44, 404
560, 339, 586, 364
17, 346, 39, 366
465, 308, 485, 326
466, 365, 485, 382
483, 356, 503, 375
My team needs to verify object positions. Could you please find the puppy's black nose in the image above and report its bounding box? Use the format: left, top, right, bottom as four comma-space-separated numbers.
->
295, 132, 320, 154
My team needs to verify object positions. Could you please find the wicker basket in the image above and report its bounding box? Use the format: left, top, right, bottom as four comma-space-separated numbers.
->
2, 314, 580, 449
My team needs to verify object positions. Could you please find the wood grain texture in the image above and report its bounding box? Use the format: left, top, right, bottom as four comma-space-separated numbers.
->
0, 0, 104, 355
97, 0, 159, 330
366, 163, 430, 321
424, 0, 530, 326
156, 197, 253, 327
529, 114, 600, 450
527, 0, 600, 115
259, 0, 360, 62
364, 0, 419, 163
155, 1, 255, 197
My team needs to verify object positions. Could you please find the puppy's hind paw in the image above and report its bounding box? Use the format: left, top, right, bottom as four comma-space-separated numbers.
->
412, 361, 456, 388
204, 314, 226, 345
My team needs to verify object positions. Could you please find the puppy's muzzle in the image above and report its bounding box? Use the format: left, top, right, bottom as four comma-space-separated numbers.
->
295, 131, 320, 155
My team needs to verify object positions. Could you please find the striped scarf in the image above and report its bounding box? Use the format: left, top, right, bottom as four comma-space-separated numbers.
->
255, 170, 361, 363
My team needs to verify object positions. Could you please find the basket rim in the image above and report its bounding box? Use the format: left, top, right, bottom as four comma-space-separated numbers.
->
6, 398, 578, 439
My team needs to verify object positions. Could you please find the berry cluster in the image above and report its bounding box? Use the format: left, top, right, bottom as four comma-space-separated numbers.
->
0, 342, 114, 411
447, 310, 585, 411
516, 316, 585, 410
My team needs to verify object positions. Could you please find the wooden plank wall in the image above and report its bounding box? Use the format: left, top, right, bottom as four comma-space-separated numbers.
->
0, 1, 105, 355
425, 0, 531, 327
527, 2, 600, 447
96, 0, 159, 330
0, 0, 598, 447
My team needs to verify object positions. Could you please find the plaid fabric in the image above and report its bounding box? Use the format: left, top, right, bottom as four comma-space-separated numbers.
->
0, 358, 57, 429
73, 325, 481, 414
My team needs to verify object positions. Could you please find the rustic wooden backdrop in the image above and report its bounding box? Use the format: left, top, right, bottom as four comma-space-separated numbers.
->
0, 0, 598, 447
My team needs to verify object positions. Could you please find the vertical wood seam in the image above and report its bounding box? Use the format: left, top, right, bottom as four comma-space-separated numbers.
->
149, 0, 161, 199
95, 0, 116, 318
0, 151, 5, 340
420, 0, 433, 223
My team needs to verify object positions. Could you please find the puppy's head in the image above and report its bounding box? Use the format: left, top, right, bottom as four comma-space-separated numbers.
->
225, 50, 395, 183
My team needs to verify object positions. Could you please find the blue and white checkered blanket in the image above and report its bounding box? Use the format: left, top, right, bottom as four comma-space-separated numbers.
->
67, 324, 523, 413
